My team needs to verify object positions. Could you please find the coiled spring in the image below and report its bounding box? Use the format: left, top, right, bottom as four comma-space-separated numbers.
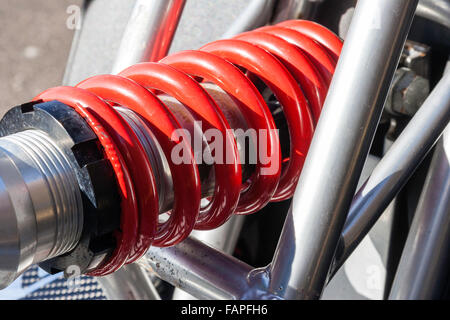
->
35, 20, 342, 276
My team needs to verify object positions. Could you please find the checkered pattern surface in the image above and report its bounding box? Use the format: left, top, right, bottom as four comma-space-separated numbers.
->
13, 266, 106, 300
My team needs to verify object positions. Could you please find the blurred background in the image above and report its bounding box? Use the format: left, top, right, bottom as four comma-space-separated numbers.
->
0, 0, 247, 115
0, 0, 82, 115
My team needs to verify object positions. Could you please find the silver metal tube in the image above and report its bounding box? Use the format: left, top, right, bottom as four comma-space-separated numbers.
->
222, 0, 276, 38
0, 130, 82, 289
112, 0, 186, 73
271, 0, 324, 23
97, 263, 161, 300
189, 216, 246, 256
171, 215, 246, 299
268, 0, 418, 299
142, 237, 259, 300
417, 0, 450, 29
331, 70, 450, 276
389, 126, 450, 300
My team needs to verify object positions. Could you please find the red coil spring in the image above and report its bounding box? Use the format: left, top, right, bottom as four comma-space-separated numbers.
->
34, 20, 342, 276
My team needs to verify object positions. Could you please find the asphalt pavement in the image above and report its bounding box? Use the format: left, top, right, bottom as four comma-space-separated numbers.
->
0, 0, 82, 116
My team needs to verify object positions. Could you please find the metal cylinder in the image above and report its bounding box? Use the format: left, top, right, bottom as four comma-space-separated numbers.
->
0, 130, 82, 289
171, 215, 246, 299
416, 0, 450, 29
112, 0, 186, 73
143, 237, 257, 300
389, 126, 450, 300
272, 0, 324, 22
98, 263, 161, 300
221, 0, 276, 38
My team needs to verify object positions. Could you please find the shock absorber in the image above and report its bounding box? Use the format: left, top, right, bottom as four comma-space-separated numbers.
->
0, 20, 341, 286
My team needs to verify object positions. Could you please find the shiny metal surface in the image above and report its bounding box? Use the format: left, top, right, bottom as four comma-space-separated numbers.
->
389, 126, 450, 300
0, 130, 82, 289
189, 216, 246, 256
331, 69, 450, 277
172, 215, 246, 299
97, 263, 161, 300
112, 0, 186, 73
116, 107, 174, 213
222, 0, 276, 38
272, 0, 324, 22
268, 0, 418, 299
417, 0, 450, 29
322, 154, 393, 300
143, 237, 265, 300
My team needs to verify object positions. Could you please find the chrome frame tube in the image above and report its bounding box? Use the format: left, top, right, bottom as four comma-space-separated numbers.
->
271, 0, 324, 23
222, 0, 276, 38
389, 126, 450, 300
171, 215, 246, 299
112, 0, 186, 73
268, 0, 419, 299
417, 0, 450, 29
142, 237, 258, 300
97, 263, 161, 300
330, 70, 450, 277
